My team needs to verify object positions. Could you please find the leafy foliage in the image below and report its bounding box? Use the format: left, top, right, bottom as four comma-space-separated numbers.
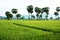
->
9, 14, 13, 19
5, 11, 13, 20
56, 7, 60, 12
54, 12, 59, 16
11, 8, 18, 14
42, 7, 49, 13
27, 5, 33, 14
31, 15, 35, 19
16, 14, 21, 19
35, 7, 41, 14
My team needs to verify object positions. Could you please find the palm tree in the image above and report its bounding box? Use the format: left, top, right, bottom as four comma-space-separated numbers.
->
35, 7, 41, 19
42, 7, 49, 20
56, 7, 60, 12
45, 12, 49, 20
36, 14, 39, 19
11, 8, 18, 19
5, 11, 10, 20
16, 14, 21, 19
5, 11, 13, 20
40, 9, 43, 19
27, 5, 33, 19
56, 7, 60, 19
39, 14, 42, 19
54, 12, 59, 19
9, 14, 13, 19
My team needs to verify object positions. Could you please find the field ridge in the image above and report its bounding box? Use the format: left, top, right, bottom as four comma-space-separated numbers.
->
13, 23, 60, 34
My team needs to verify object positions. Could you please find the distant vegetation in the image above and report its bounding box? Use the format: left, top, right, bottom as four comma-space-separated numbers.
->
0, 5, 60, 20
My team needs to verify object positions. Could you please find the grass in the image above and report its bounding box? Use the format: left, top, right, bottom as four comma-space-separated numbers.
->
0, 20, 60, 40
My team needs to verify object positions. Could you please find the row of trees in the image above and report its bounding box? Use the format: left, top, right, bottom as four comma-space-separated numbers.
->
5, 5, 60, 20
5, 8, 21, 20
27, 5, 60, 20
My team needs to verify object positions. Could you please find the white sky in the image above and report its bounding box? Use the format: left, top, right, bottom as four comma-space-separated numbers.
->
0, 0, 60, 18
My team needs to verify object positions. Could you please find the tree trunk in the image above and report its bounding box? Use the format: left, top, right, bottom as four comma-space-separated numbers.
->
28, 13, 30, 19
41, 13, 42, 20
31, 14, 32, 19
13, 14, 16, 19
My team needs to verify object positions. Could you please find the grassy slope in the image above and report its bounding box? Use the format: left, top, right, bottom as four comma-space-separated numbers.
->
0, 20, 60, 40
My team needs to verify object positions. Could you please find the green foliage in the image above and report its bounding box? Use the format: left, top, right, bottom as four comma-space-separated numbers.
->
42, 7, 49, 13
35, 7, 41, 14
5, 11, 13, 20
55, 7, 60, 19
35, 7, 41, 19
27, 5, 33, 14
31, 15, 35, 19
5, 11, 10, 15
16, 14, 21, 19
9, 14, 13, 19
11, 8, 18, 14
36, 14, 39, 18
54, 12, 59, 16
39, 14, 42, 19
42, 7, 49, 20
56, 7, 60, 12
27, 5, 33, 19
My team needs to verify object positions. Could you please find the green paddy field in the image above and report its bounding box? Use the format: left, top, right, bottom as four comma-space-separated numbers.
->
0, 20, 60, 40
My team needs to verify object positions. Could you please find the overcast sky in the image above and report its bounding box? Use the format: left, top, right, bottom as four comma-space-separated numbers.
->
0, 0, 60, 18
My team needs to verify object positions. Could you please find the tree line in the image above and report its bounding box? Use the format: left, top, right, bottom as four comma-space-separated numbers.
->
5, 8, 21, 20
5, 5, 60, 20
